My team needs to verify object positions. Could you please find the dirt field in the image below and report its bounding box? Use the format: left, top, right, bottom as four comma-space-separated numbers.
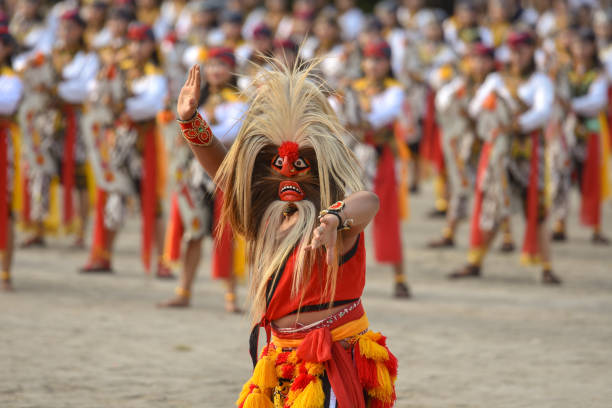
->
1, 186, 611, 408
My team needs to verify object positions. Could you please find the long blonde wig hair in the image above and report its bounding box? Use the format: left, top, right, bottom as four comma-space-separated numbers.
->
215, 60, 364, 323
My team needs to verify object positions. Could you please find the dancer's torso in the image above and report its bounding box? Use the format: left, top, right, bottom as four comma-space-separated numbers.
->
267, 233, 366, 329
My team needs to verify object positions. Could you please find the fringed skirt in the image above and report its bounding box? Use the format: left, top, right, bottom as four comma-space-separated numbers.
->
237, 306, 397, 408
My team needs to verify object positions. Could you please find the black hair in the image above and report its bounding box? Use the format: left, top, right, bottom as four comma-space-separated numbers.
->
198, 68, 239, 107
573, 27, 602, 69
0, 32, 15, 66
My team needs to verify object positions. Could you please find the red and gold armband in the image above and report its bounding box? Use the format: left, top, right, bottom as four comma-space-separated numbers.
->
177, 112, 213, 147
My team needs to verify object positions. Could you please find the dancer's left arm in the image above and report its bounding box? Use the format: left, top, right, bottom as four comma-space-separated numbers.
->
306, 191, 379, 264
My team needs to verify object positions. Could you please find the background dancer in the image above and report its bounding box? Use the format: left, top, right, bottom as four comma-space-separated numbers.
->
450, 32, 562, 285
159, 47, 247, 312
0, 28, 22, 291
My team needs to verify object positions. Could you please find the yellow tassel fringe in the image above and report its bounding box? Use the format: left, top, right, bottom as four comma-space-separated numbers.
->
291, 378, 325, 408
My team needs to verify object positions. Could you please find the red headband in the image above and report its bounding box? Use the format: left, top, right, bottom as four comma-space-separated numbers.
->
363, 40, 392, 59
208, 47, 236, 68
128, 24, 155, 42
471, 43, 495, 58
507, 32, 535, 49
61, 9, 85, 26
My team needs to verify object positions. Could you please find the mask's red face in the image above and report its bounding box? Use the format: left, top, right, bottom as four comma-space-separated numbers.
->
271, 141, 311, 202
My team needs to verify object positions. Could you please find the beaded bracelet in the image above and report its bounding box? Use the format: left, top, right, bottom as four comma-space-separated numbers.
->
177, 111, 213, 146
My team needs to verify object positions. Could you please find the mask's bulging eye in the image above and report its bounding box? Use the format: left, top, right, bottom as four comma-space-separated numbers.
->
294, 157, 308, 169
272, 156, 284, 169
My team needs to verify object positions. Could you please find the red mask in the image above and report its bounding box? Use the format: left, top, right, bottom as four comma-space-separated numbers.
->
271, 141, 311, 202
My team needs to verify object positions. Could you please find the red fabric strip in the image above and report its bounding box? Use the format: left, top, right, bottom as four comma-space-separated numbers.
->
141, 125, 157, 272
62, 105, 77, 226
89, 188, 107, 262
580, 133, 601, 227
295, 327, 365, 408
522, 132, 539, 257
373, 146, 402, 263
469, 140, 492, 248
421, 90, 444, 171
166, 192, 183, 263
212, 190, 232, 279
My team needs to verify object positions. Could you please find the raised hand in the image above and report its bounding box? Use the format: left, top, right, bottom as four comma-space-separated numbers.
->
177, 64, 201, 121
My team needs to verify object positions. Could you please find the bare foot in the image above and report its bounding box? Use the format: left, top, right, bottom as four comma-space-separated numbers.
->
156, 263, 176, 280
225, 293, 241, 314
79, 260, 113, 274
592, 233, 610, 245
542, 270, 562, 285
427, 236, 454, 249
448, 264, 481, 279
499, 241, 516, 253
20, 235, 45, 249
394, 282, 411, 299
157, 295, 190, 308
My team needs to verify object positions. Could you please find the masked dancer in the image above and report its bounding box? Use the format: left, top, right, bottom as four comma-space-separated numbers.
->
176, 60, 398, 408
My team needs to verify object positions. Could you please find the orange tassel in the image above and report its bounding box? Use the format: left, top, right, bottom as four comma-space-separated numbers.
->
241, 387, 273, 408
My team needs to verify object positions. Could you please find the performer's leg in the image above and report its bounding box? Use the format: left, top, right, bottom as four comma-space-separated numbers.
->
550, 166, 571, 242
429, 172, 448, 218
21, 171, 49, 248
1, 217, 14, 291
393, 259, 411, 298
158, 237, 204, 307
408, 141, 420, 193
80, 192, 122, 273
538, 222, 562, 284
427, 219, 456, 248
499, 217, 516, 252
448, 227, 497, 279
155, 215, 175, 279
224, 272, 240, 313
73, 188, 89, 248
428, 194, 467, 248
592, 225, 610, 244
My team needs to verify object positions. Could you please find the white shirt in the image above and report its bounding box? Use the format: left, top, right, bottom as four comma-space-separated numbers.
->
125, 73, 168, 122
364, 84, 404, 130
338, 8, 365, 41
571, 74, 608, 117
469, 71, 554, 133
197, 98, 248, 143
436, 77, 465, 112
58, 51, 100, 104
0, 72, 24, 116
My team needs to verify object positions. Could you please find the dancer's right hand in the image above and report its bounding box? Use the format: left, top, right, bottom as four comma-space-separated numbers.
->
177, 64, 201, 121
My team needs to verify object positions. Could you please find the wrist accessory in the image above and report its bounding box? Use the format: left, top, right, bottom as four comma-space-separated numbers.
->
177, 111, 213, 146
319, 201, 354, 231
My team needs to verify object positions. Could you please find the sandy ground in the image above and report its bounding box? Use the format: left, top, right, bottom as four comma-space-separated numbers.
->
1, 185, 611, 408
